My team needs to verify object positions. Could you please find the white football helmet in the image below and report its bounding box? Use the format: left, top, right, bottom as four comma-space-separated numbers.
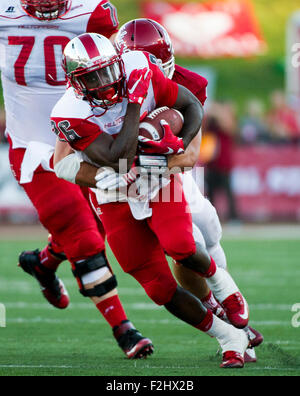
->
63, 33, 125, 107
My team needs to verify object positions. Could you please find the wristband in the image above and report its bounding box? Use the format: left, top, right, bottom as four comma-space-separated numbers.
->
137, 155, 168, 175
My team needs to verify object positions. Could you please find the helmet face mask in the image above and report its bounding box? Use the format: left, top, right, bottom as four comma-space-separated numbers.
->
74, 62, 124, 107
20, 0, 71, 21
63, 34, 125, 108
162, 55, 175, 79
115, 18, 175, 80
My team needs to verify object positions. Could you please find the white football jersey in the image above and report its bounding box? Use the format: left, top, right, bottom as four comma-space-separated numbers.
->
0, 0, 118, 148
51, 50, 179, 215
51, 51, 178, 151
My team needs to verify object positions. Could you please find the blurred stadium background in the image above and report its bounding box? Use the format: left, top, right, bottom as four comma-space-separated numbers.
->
0, 0, 300, 377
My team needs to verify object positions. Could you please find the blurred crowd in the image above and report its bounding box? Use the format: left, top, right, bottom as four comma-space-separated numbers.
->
200, 90, 300, 221
239, 91, 300, 144
201, 90, 300, 148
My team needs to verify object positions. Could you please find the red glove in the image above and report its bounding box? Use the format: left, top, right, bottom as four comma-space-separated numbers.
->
127, 68, 153, 106
139, 120, 185, 155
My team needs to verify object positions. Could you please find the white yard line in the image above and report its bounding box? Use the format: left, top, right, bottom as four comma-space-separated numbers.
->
0, 365, 75, 369
1, 302, 296, 311
0, 364, 299, 373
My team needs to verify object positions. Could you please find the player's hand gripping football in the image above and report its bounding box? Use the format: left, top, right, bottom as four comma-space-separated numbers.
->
127, 68, 153, 106
138, 120, 185, 155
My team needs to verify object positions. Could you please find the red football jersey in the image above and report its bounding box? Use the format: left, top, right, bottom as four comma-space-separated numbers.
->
173, 65, 208, 106
86, 0, 119, 38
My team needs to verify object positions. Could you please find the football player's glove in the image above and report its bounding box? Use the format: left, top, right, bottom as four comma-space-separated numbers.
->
139, 120, 185, 155
95, 167, 138, 191
127, 68, 153, 106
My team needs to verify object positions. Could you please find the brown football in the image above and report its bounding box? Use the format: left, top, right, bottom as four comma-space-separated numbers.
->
139, 107, 184, 141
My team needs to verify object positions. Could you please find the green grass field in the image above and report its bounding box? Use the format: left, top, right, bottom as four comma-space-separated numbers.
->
0, 236, 300, 377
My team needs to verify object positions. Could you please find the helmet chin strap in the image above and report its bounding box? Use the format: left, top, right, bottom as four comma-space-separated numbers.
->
89, 84, 122, 108
88, 92, 118, 109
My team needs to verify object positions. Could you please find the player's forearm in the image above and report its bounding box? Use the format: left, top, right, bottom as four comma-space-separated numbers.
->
75, 162, 98, 188
85, 103, 140, 171
179, 103, 204, 149
168, 131, 201, 171
174, 85, 204, 149
111, 103, 141, 169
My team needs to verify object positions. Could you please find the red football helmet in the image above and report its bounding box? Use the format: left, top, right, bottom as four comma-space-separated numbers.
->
115, 18, 175, 79
20, 0, 71, 20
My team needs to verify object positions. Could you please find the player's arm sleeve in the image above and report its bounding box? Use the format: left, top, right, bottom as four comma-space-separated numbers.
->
86, 0, 119, 38
195, 76, 208, 106
51, 117, 103, 151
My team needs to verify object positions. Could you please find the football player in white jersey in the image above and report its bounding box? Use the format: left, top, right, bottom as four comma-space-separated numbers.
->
51, 32, 254, 368
0, 0, 154, 359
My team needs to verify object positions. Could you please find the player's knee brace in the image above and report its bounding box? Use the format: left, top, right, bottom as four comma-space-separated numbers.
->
72, 253, 117, 298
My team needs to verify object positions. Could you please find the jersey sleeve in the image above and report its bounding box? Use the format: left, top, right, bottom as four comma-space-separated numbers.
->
194, 77, 208, 106
86, 0, 119, 38
144, 52, 179, 108
51, 117, 103, 151
173, 65, 208, 106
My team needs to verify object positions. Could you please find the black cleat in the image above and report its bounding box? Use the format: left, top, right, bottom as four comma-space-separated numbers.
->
113, 320, 154, 359
19, 249, 69, 309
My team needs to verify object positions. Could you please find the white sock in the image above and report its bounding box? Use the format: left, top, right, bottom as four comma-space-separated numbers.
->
207, 315, 248, 354
206, 267, 239, 303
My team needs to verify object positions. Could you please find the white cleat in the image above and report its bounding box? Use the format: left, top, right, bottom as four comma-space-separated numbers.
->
217, 325, 249, 369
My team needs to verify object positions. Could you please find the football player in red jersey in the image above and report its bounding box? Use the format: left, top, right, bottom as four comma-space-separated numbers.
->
52, 32, 253, 368
114, 18, 264, 362
0, 1, 154, 359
